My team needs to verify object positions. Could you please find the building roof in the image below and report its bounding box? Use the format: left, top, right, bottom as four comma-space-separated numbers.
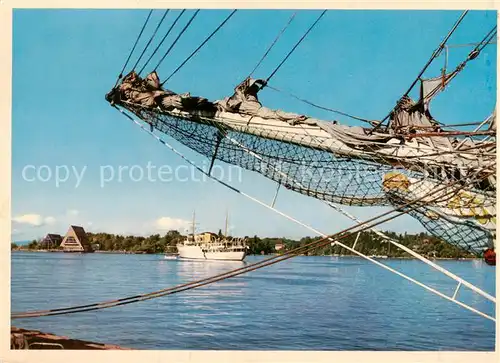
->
69, 225, 89, 244
44, 234, 63, 240
60, 225, 92, 251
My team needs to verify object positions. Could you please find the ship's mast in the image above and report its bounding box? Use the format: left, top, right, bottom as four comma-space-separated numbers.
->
192, 210, 196, 240
224, 209, 229, 237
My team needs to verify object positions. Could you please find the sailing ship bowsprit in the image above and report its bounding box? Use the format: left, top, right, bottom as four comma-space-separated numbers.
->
106, 9, 496, 262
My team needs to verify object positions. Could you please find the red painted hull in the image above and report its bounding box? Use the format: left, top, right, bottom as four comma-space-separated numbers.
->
484, 249, 496, 266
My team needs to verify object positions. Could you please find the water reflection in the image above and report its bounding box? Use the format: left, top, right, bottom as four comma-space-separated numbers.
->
163, 258, 248, 303
172, 257, 243, 273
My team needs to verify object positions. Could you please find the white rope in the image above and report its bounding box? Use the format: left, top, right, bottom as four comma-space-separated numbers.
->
455, 114, 495, 150
327, 203, 496, 303
114, 106, 496, 322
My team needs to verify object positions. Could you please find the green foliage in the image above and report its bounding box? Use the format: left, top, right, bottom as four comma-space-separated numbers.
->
26, 240, 39, 250
87, 230, 184, 254
35, 229, 476, 259
243, 230, 474, 259
11, 242, 18, 250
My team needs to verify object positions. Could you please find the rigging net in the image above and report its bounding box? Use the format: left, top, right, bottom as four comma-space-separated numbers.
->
106, 10, 495, 257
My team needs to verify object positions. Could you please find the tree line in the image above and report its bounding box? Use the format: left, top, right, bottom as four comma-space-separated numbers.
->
12, 229, 476, 259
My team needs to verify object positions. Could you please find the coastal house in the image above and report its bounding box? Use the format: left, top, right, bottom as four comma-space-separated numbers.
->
60, 225, 93, 253
39, 234, 63, 249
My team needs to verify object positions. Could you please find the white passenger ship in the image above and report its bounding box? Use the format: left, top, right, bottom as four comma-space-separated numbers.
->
175, 212, 247, 261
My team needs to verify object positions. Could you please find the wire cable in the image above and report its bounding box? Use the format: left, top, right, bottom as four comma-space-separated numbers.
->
266, 84, 373, 124
265, 10, 327, 84
137, 10, 186, 75
115, 10, 153, 85
371, 10, 469, 133
248, 11, 297, 78
153, 9, 200, 72
132, 10, 170, 72
161, 10, 238, 86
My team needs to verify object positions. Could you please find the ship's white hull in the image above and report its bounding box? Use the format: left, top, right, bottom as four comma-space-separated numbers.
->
176, 245, 246, 261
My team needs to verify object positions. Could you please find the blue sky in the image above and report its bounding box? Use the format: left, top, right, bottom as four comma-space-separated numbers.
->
11, 9, 497, 241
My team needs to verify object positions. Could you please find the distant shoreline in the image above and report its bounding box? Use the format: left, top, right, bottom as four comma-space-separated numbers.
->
10, 249, 480, 261
11, 249, 148, 255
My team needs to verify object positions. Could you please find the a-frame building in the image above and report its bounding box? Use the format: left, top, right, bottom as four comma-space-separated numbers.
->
60, 225, 93, 253
39, 233, 63, 249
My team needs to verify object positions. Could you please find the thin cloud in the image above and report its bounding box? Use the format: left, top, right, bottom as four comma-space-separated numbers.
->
44, 216, 57, 225
12, 214, 45, 227
154, 217, 190, 232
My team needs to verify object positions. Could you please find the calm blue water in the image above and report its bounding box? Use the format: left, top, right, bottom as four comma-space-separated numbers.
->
11, 252, 496, 350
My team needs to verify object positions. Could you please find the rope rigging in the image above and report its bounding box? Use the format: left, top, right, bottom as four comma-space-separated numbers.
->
246, 13, 493, 129
121, 9, 372, 130
153, 9, 200, 72
116, 8, 492, 136
242, 11, 372, 124
101, 12, 494, 314
376, 24, 496, 135
477, 29, 497, 57
265, 84, 374, 124
370, 10, 469, 134
452, 25, 496, 68
132, 10, 170, 71
421, 25, 497, 107
259, 13, 495, 134
265, 10, 327, 85
117, 9, 493, 137
115, 9, 153, 85
137, 10, 186, 75
161, 10, 238, 86
248, 11, 297, 78
11, 107, 495, 321
326, 203, 494, 301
